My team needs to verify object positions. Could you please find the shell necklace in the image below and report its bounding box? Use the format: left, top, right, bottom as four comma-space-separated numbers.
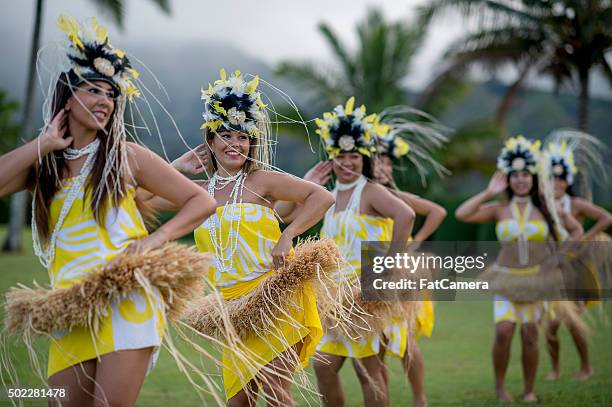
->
32, 138, 101, 268
206, 169, 247, 274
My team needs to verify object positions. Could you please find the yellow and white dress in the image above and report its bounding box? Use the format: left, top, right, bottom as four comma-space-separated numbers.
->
493, 200, 549, 323
400, 235, 434, 343
318, 179, 409, 359
194, 203, 322, 400
47, 178, 165, 377
318, 211, 435, 359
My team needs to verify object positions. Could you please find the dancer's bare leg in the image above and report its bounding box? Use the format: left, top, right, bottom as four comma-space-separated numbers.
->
227, 382, 258, 407
259, 347, 301, 407
493, 321, 515, 403
521, 323, 539, 403
566, 314, 593, 380
352, 355, 389, 407
313, 352, 346, 407
48, 359, 96, 407
93, 347, 154, 407
229, 345, 302, 407
403, 339, 427, 407
546, 318, 561, 380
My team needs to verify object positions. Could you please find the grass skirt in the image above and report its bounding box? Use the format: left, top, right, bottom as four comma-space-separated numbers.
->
1, 243, 232, 405
182, 238, 355, 402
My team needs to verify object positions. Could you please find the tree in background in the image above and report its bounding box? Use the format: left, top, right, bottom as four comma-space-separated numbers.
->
0, 91, 20, 153
277, 8, 425, 113
277, 7, 506, 192
419, 0, 612, 131
0, 91, 20, 225
3, 0, 171, 252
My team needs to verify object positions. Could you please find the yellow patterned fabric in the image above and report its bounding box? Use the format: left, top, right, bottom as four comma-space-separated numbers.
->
494, 293, 547, 323
495, 219, 548, 242
404, 234, 434, 342
494, 202, 549, 324
415, 297, 435, 339
318, 210, 408, 358
47, 179, 165, 377
194, 203, 322, 399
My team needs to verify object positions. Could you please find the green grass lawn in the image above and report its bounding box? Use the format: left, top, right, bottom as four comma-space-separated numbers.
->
0, 227, 610, 406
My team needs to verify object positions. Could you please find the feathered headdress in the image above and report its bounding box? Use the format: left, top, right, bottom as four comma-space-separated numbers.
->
316, 97, 388, 158
201, 69, 267, 137
542, 130, 608, 196
497, 136, 541, 174
376, 106, 451, 184
375, 133, 410, 159
544, 140, 578, 184
58, 15, 139, 100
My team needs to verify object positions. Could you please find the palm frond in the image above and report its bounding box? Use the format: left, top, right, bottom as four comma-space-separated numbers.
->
275, 61, 345, 108
318, 23, 356, 87
89, 0, 171, 29
91, 0, 124, 27
444, 26, 545, 71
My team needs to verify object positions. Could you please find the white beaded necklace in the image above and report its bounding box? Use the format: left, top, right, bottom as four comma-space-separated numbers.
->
32, 138, 101, 268
206, 169, 247, 274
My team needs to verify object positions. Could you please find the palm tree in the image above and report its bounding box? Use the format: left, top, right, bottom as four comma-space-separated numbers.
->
3, 0, 171, 252
418, 0, 612, 131
277, 8, 425, 113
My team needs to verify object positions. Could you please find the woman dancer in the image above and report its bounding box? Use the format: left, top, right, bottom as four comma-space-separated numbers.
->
542, 131, 612, 381
276, 97, 416, 407
146, 69, 336, 406
373, 125, 447, 407
0, 16, 216, 406
455, 136, 582, 403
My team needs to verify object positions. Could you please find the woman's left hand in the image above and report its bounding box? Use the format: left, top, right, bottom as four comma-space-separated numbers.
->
272, 234, 293, 269
125, 234, 166, 256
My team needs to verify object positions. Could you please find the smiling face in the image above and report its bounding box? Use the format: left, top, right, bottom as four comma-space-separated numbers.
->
332, 152, 364, 183
209, 130, 251, 173
66, 80, 116, 131
508, 170, 533, 196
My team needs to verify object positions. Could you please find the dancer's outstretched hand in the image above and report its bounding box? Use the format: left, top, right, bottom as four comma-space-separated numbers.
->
40, 109, 73, 154
172, 144, 208, 175
304, 160, 332, 185
486, 171, 507, 195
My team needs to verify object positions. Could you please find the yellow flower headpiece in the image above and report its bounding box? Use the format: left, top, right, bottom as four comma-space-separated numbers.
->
497, 135, 541, 174
58, 15, 140, 100
544, 141, 578, 184
200, 69, 267, 137
375, 133, 410, 159
315, 97, 388, 158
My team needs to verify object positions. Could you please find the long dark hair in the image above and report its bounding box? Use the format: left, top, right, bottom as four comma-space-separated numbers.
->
506, 173, 559, 241
362, 154, 374, 179
566, 184, 575, 197
33, 71, 127, 245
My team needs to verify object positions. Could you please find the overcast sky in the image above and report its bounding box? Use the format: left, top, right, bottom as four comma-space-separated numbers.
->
1, 0, 610, 98
0, 0, 465, 90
